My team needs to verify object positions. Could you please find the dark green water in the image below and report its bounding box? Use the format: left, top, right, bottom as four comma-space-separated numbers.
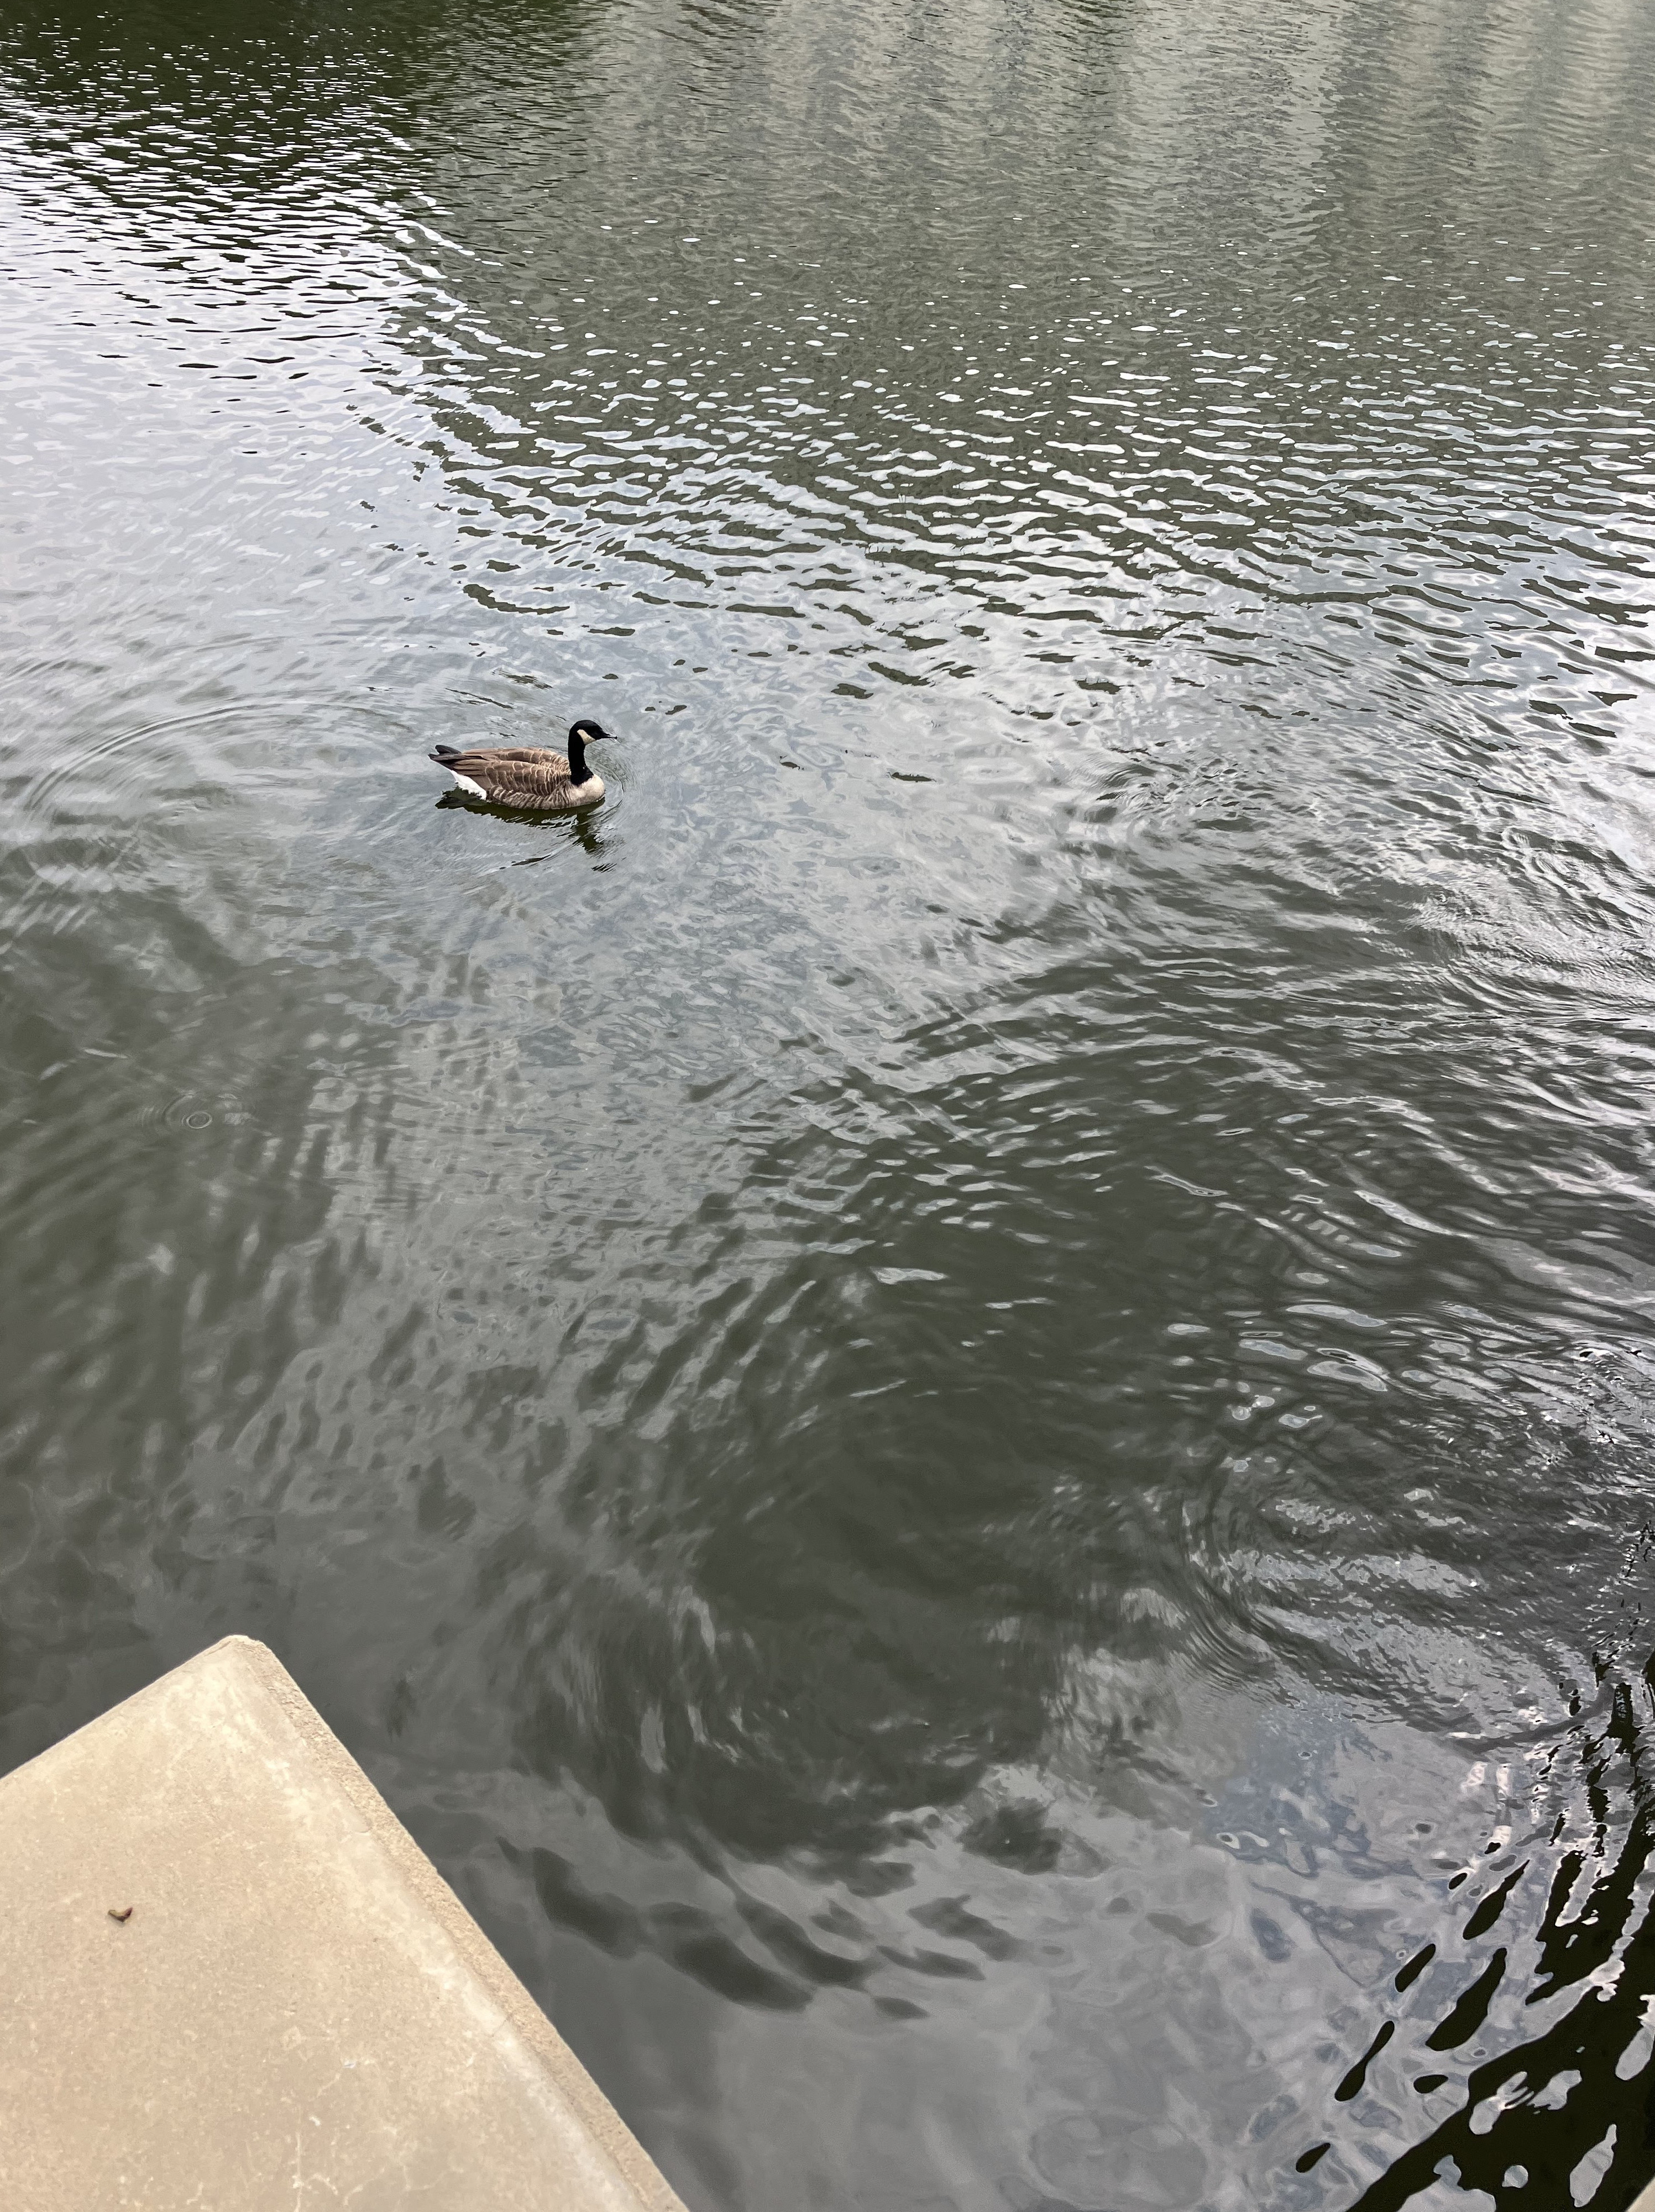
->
3, 0, 1655, 2203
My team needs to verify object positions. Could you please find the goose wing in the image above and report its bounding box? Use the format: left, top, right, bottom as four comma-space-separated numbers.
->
447, 747, 573, 800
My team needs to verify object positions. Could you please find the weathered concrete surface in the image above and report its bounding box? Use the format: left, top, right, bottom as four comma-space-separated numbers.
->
0, 1636, 685, 2212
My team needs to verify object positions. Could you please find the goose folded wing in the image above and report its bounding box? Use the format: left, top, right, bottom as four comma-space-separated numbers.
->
462, 748, 568, 783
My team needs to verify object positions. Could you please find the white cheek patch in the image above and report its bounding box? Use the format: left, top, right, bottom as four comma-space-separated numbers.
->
450, 772, 488, 798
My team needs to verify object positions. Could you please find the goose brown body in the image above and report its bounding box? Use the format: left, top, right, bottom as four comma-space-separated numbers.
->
430, 721, 615, 809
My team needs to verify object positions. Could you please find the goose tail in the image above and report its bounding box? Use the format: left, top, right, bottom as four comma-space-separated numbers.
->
430, 744, 462, 764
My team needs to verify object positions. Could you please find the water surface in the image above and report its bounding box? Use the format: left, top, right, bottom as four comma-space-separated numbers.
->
3, 0, 1655, 2204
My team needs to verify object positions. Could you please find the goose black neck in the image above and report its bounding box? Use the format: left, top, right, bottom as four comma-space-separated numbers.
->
567, 731, 593, 784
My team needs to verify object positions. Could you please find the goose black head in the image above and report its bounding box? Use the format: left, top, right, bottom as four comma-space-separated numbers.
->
568, 719, 616, 748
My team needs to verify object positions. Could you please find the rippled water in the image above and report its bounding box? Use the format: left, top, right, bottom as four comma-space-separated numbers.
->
3, 0, 1655, 2203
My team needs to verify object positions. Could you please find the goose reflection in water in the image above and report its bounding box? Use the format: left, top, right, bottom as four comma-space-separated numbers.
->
436, 789, 616, 868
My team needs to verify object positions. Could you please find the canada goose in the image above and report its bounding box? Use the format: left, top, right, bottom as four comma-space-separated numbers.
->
430, 720, 617, 809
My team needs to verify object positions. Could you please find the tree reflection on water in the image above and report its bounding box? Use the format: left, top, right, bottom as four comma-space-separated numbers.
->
1301, 1547, 1655, 2209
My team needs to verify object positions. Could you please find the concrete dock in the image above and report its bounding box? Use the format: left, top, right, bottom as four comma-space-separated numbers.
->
0, 1635, 685, 2211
